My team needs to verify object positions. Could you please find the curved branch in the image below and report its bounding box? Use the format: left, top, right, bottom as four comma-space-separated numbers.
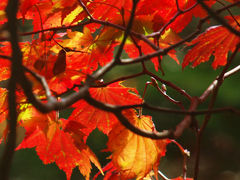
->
84, 92, 174, 139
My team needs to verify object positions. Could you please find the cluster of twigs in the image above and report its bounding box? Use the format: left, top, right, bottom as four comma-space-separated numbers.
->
0, 0, 240, 180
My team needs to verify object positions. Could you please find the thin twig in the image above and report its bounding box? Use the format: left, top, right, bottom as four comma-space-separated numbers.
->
114, 0, 139, 63
146, 70, 192, 101
116, 102, 240, 116
200, 44, 240, 102
147, 2, 198, 38
197, 0, 240, 36
216, 0, 240, 27
151, 77, 185, 110
77, 0, 93, 19
158, 170, 170, 180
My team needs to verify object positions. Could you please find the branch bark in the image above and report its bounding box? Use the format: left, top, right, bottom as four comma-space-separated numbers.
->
0, 1, 21, 180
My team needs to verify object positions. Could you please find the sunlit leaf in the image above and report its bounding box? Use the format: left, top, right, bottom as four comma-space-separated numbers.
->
107, 109, 170, 180
69, 82, 142, 135
183, 16, 240, 69
17, 106, 102, 180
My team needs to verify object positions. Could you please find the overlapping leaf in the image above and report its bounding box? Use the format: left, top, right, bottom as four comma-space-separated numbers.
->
137, 0, 216, 33
55, 27, 120, 72
17, 106, 102, 180
86, 0, 132, 23
183, 16, 240, 69
69, 82, 142, 135
125, 28, 181, 71
106, 109, 170, 179
20, 33, 87, 93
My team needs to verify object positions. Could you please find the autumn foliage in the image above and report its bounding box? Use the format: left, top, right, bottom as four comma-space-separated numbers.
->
0, 0, 239, 180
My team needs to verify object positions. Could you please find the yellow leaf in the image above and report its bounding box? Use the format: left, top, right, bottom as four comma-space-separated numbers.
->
107, 109, 170, 180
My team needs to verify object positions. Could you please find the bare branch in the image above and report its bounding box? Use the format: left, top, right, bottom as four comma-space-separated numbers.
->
115, 0, 139, 62
118, 103, 240, 116
174, 97, 199, 138
200, 44, 240, 102
84, 92, 174, 139
0, 1, 21, 180
197, 0, 240, 36
77, 0, 93, 19
224, 65, 240, 78
147, 2, 198, 38
194, 44, 240, 180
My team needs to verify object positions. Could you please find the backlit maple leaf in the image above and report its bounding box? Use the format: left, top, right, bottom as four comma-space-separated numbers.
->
56, 27, 120, 71
69, 82, 142, 136
17, 106, 102, 180
183, 16, 240, 69
20, 33, 87, 93
137, 0, 216, 33
0, 42, 11, 81
86, 0, 132, 23
107, 109, 170, 180
125, 28, 181, 71
0, 59, 10, 81
0, 88, 8, 124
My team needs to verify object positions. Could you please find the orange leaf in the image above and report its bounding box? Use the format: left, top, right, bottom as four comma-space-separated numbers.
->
0, 88, 8, 124
58, 27, 119, 70
0, 1, 7, 25
183, 16, 240, 69
107, 109, 170, 180
17, 106, 102, 180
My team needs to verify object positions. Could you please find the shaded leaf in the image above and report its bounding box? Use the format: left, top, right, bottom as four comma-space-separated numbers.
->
53, 49, 66, 75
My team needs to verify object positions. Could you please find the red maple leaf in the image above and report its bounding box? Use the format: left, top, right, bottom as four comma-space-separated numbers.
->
0, 88, 8, 124
69, 82, 142, 136
17, 106, 102, 180
124, 28, 181, 71
137, 0, 216, 33
183, 16, 240, 69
